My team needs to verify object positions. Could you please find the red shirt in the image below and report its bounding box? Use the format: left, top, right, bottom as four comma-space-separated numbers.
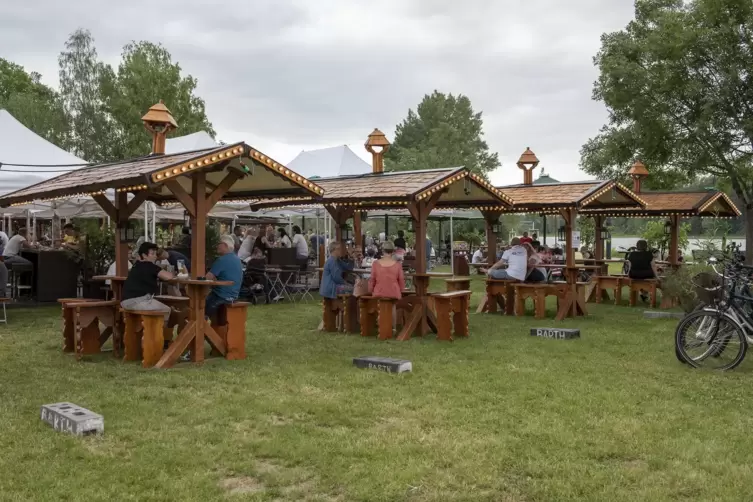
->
368, 260, 405, 299
520, 237, 533, 245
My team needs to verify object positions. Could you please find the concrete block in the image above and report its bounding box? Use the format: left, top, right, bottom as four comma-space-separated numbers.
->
40, 402, 104, 436
353, 356, 412, 373
530, 328, 580, 340
643, 311, 685, 319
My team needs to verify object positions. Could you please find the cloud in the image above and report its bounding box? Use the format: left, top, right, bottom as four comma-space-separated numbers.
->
1, 0, 636, 182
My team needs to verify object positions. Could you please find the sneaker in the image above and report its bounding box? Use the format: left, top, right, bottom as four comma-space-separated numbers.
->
179, 352, 191, 362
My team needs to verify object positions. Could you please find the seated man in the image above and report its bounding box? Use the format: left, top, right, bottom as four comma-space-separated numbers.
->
121, 242, 175, 321
61, 223, 80, 252
627, 239, 658, 302
205, 235, 243, 318
2, 228, 35, 267
320, 241, 355, 298
483, 237, 527, 282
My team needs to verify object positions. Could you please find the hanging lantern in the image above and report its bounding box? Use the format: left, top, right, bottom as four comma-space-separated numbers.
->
557, 225, 566, 241
663, 220, 672, 236
409, 220, 415, 232
117, 221, 138, 243
492, 223, 501, 233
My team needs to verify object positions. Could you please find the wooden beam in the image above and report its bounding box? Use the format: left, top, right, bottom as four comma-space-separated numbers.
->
191, 172, 207, 278
205, 169, 244, 210
92, 194, 117, 221
668, 214, 680, 265
481, 210, 502, 268
125, 191, 149, 219
114, 192, 129, 281
165, 180, 196, 218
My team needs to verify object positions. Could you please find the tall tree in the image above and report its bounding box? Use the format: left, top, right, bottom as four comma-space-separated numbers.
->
385, 91, 500, 176
102, 41, 215, 159
58, 29, 118, 162
581, 0, 753, 260
0, 58, 71, 150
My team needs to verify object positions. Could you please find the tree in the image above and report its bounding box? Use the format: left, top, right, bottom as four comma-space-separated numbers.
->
385, 91, 500, 176
102, 41, 215, 159
58, 29, 118, 162
642, 220, 690, 259
0, 58, 71, 150
581, 0, 753, 260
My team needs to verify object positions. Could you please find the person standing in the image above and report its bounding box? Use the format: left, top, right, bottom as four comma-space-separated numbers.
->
291, 225, 309, 269
520, 231, 533, 245
484, 237, 527, 281
237, 228, 257, 262
0, 230, 9, 256
205, 235, 244, 317
394, 230, 406, 251
121, 242, 175, 320
232, 225, 244, 253
425, 234, 433, 272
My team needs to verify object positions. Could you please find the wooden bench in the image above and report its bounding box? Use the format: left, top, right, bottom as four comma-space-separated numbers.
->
58, 298, 99, 353
122, 309, 168, 368
445, 277, 471, 292
431, 290, 472, 341
626, 278, 659, 308
211, 301, 249, 360
477, 279, 517, 315
593, 276, 625, 305
321, 294, 358, 333
62, 300, 119, 360
359, 296, 398, 340
512, 283, 561, 319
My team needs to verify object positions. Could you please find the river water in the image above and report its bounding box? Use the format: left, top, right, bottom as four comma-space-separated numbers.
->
536, 235, 746, 252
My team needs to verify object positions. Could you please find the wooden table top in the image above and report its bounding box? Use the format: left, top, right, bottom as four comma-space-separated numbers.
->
92, 275, 127, 282
170, 278, 233, 286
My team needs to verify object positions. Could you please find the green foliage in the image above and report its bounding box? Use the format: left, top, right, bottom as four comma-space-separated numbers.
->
578, 217, 595, 249
56, 29, 214, 162
660, 263, 712, 312
581, 0, 753, 251
641, 220, 690, 258
102, 41, 216, 160
0, 58, 72, 149
385, 91, 500, 176
205, 223, 221, 263
73, 218, 114, 276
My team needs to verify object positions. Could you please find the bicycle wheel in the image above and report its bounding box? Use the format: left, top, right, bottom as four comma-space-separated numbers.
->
675, 309, 747, 370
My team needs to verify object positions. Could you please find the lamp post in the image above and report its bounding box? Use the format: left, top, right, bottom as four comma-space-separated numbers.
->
516, 147, 540, 185
365, 129, 391, 174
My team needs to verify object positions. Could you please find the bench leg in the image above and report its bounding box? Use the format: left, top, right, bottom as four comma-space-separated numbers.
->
435, 301, 453, 341
505, 285, 516, 315
141, 316, 165, 368
629, 288, 637, 307
360, 302, 375, 337
123, 313, 142, 361
378, 301, 394, 340
515, 292, 525, 317
225, 308, 247, 360
614, 283, 622, 305
453, 298, 469, 338
322, 300, 338, 332
534, 290, 546, 319
649, 284, 657, 309
62, 308, 75, 352
595, 284, 603, 304
80, 321, 101, 355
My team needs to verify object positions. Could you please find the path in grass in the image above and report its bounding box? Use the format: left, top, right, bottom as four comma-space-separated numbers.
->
2, 274, 753, 501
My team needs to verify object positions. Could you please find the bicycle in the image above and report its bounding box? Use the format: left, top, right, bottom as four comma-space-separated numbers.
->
674, 259, 753, 370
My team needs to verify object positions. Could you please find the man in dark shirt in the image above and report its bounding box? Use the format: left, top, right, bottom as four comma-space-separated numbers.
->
157, 248, 191, 273
394, 230, 407, 251
121, 242, 176, 321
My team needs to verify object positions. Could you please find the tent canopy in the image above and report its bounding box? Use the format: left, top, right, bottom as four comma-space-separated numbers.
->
164, 131, 218, 154
287, 145, 371, 179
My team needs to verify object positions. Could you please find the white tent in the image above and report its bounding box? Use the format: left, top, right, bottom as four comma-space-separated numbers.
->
164, 131, 218, 154
287, 145, 371, 179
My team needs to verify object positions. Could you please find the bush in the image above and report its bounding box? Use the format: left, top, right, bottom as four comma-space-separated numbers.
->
660, 263, 713, 313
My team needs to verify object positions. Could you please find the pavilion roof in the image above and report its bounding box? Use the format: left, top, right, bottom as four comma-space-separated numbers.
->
579, 190, 741, 217
493, 180, 646, 214
248, 167, 514, 211
0, 142, 323, 207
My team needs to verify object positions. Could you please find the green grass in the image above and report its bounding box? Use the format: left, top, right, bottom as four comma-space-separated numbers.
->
2, 272, 753, 501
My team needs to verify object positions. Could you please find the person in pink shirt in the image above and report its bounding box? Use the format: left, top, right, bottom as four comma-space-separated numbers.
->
368, 241, 405, 299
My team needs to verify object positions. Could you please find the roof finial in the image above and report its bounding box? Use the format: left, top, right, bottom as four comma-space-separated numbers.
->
141, 101, 178, 155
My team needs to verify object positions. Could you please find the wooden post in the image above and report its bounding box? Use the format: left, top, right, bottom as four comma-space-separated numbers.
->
562, 208, 578, 317
669, 214, 680, 266
191, 172, 207, 278
353, 212, 363, 248
113, 192, 130, 278
482, 210, 502, 268
593, 215, 604, 275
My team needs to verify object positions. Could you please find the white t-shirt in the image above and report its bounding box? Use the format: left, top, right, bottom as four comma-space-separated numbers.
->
279, 235, 292, 248
502, 245, 528, 281
472, 249, 484, 263
238, 236, 255, 261
3, 234, 26, 257
105, 261, 133, 285
0, 232, 8, 254
292, 233, 309, 259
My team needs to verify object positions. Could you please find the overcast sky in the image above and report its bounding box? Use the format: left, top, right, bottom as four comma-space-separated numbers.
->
2, 0, 636, 184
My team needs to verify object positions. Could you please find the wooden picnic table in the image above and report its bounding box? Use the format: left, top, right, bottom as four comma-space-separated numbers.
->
155, 277, 233, 368
92, 275, 127, 301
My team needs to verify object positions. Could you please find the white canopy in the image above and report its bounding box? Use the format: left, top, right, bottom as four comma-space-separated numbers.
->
287, 145, 371, 179
164, 131, 218, 154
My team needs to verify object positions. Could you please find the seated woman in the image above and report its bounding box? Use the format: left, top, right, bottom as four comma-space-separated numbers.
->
523, 243, 547, 283
320, 241, 355, 299
368, 241, 405, 328
627, 239, 658, 302
368, 241, 405, 298
627, 240, 658, 279
361, 246, 378, 279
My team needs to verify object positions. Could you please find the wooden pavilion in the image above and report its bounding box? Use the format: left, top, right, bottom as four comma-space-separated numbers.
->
0, 101, 322, 366
578, 160, 741, 266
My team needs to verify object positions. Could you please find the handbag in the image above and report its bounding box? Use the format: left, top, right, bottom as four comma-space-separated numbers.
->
353, 277, 369, 297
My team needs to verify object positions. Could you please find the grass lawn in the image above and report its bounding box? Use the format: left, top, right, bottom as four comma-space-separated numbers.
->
2, 271, 753, 501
